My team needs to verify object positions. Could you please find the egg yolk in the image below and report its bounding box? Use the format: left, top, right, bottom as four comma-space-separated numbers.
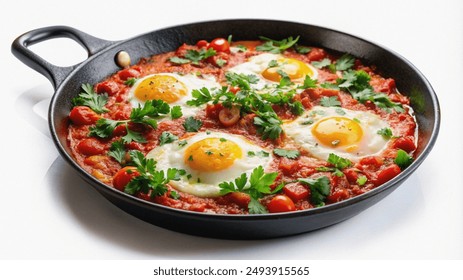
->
262, 58, 313, 82
312, 117, 363, 149
184, 138, 243, 172
134, 75, 187, 103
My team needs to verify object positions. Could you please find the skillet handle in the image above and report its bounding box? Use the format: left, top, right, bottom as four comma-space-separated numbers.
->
11, 26, 116, 89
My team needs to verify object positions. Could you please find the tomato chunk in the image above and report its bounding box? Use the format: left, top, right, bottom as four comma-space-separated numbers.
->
392, 136, 416, 153
69, 106, 100, 125
283, 183, 309, 201
113, 166, 140, 191
374, 164, 401, 186
267, 195, 296, 213
96, 81, 119, 96
77, 138, 105, 156
118, 68, 140, 80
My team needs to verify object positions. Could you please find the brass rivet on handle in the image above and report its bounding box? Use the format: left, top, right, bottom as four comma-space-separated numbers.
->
116, 51, 131, 68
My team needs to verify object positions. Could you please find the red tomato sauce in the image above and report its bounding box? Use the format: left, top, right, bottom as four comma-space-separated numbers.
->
67, 38, 418, 214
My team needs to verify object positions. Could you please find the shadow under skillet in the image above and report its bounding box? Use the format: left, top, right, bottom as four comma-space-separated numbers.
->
43, 154, 424, 259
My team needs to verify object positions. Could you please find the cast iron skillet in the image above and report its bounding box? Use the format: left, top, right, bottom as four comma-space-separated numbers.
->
11, 20, 440, 239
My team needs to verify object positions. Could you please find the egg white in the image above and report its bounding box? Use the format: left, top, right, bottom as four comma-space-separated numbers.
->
283, 106, 392, 162
127, 72, 220, 118
146, 131, 274, 197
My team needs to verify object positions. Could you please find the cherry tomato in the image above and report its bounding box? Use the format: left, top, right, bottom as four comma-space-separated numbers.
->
218, 106, 241, 127
209, 38, 230, 53
96, 81, 119, 96
113, 166, 140, 191
69, 106, 100, 125
283, 183, 309, 201
196, 40, 209, 48
267, 195, 296, 213
77, 138, 105, 156
118, 68, 140, 80
374, 164, 401, 186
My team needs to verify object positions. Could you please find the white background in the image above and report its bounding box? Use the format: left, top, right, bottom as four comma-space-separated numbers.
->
1, 0, 462, 263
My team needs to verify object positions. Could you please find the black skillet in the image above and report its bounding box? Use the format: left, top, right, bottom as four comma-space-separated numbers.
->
11, 20, 440, 239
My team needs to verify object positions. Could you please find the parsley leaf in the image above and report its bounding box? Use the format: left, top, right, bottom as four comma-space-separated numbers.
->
169, 56, 191, 64
122, 128, 146, 143
316, 153, 352, 177
298, 75, 318, 89
170, 105, 183, 119
225, 72, 259, 90
183, 116, 202, 132
312, 58, 332, 69
337, 70, 404, 112
71, 83, 108, 114
254, 111, 283, 140
185, 48, 216, 65
187, 87, 214, 106
124, 150, 185, 197
169, 48, 217, 65
219, 166, 282, 214
298, 176, 331, 206
377, 127, 394, 140
335, 54, 355, 71
89, 118, 119, 138
394, 149, 413, 170
159, 131, 178, 145
273, 148, 300, 159
130, 99, 170, 128
256, 36, 300, 54
320, 96, 341, 107
107, 139, 126, 164
248, 198, 268, 214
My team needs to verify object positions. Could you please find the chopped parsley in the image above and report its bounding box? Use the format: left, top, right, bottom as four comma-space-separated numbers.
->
247, 150, 270, 158
357, 175, 368, 186
298, 176, 331, 207
183, 116, 203, 132
71, 83, 108, 114
256, 36, 300, 54
320, 96, 341, 107
170, 105, 183, 119
169, 48, 217, 65
107, 139, 126, 164
159, 132, 178, 146
273, 148, 300, 159
312, 58, 332, 69
394, 149, 413, 170
317, 153, 353, 177
124, 78, 138, 86
377, 127, 394, 140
